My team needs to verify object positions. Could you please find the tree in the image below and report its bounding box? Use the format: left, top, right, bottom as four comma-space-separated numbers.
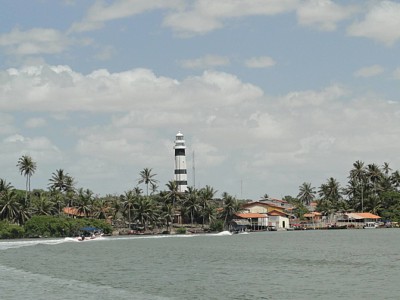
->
16, 155, 37, 205
199, 185, 217, 227
220, 192, 241, 228
133, 196, 157, 231
49, 169, 74, 193
297, 182, 315, 206
30, 192, 57, 216
76, 188, 93, 218
122, 190, 137, 229
138, 168, 158, 196
0, 179, 13, 197
183, 187, 200, 225
0, 190, 21, 224
347, 160, 367, 212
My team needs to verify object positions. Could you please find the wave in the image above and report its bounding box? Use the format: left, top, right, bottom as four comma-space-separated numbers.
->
0, 238, 67, 251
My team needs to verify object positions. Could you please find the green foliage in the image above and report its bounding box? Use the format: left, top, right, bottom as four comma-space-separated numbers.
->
0, 221, 24, 239
23, 216, 113, 238
175, 227, 186, 234
209, 219, 224, 232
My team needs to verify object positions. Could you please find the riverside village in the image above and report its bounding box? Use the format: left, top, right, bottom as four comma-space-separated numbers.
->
1, 131, 398, 239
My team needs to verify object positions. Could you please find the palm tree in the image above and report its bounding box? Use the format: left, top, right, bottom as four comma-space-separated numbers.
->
138, 168, 158, 196
297, 182, 315, 206
49, 169, 74, 193
122, 190, 137, 229
133, 196, 157, 231
390, 170, 400, 190
199, 185, 217, 227
164, 180, 184, 225
220, 192, 241, 229
76, 188, 93, 217
0, 189, 21, 224
16, 155, 37, 205
0, 178, 13, 197
382, 162, 392, 176
183, 187, 200, 225
30, 192, 57, 216
318, 177, 344, 217
160, 203, 174, 232
348, 160, 367, 212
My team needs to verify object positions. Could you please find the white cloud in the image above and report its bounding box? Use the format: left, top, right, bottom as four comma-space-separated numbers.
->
0, 28, 71, 55
70, 0, 183, 32
0, 113, 16, 135
1, 64, 400, 198
0, 65, 263, 113
347, 1, 400, 46
245, 56, 276, 68
297, 0, 358, 31
393, 68, 400, 80
354, 64, 384, 78
179, 55, 230, 69
25, 118, 47, 128
163, 0, 299, 36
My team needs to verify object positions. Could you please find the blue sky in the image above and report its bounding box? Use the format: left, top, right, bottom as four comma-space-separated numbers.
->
1, 0, 400, 200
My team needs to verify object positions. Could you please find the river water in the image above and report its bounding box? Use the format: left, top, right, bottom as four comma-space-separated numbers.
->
1, 229, 399, 300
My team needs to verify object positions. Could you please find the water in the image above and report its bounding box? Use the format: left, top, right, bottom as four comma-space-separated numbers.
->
1, 229, 400, 300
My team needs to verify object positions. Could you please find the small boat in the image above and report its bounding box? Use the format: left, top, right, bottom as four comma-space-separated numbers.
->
76, 227, 103, 241
363, 222, 378, 229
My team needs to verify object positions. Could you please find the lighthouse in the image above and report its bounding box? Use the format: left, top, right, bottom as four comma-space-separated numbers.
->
174, 131, 188, 192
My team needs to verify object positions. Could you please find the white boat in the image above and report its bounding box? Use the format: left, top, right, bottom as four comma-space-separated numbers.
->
363, 222, 378, 229
76, 227, 103, 241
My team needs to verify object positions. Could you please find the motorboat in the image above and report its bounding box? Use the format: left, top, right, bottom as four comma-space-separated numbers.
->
363, 222, 378, 229
76, 227, 103, 241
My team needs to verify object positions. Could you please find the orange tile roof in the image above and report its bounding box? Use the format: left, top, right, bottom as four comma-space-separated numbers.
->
63, 207, 86, 217
243, 201, 282, 209
236, 213, 267, 218
355, 212, 381, 219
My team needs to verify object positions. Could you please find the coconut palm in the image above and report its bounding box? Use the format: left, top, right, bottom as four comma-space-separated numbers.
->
30, 192, 57, 216
348, 160, 367, 212
220, 192, 241, 228
160, 203, 174, 232
297, 182, 315, 206
138, 168, 158, 196
0, 178, 13, 197
122, 190, 137, 229
133, 196, 157, 231
390, 170, 400, 190
0, 189, 21, 223
16, 155, 37, 205
76, 188, 93, 217
183, 187, 200, 225
199, 185, 217, 227
49, 169, 74, 193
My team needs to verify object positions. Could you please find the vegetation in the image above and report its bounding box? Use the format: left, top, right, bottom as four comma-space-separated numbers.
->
1, 156, 400, 239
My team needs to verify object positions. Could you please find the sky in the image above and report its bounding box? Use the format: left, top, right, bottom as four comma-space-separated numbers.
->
1, 0, 400, 200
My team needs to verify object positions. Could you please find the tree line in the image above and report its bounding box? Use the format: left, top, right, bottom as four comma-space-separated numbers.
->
293, 161, 400, 222
0, 155, 243, 237
2, 156, 400, 238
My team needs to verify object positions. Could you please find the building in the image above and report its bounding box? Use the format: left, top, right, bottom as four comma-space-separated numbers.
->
174, 131, 188, 192
240, 201, 290, 230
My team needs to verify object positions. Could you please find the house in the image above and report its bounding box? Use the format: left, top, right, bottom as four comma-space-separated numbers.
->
238, 201, 291, 230
303, 212, 322, 223
337, 212, 381, 227
235, 213, 268, 231
268, 210, 290, 230
63, 207, 86, 218
242, 201, 285, 214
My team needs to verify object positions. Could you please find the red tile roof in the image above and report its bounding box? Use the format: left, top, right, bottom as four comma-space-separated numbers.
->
236, 213, 268, 218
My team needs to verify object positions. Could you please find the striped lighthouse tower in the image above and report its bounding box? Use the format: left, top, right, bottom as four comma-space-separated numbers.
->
174, 131, 188, 192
